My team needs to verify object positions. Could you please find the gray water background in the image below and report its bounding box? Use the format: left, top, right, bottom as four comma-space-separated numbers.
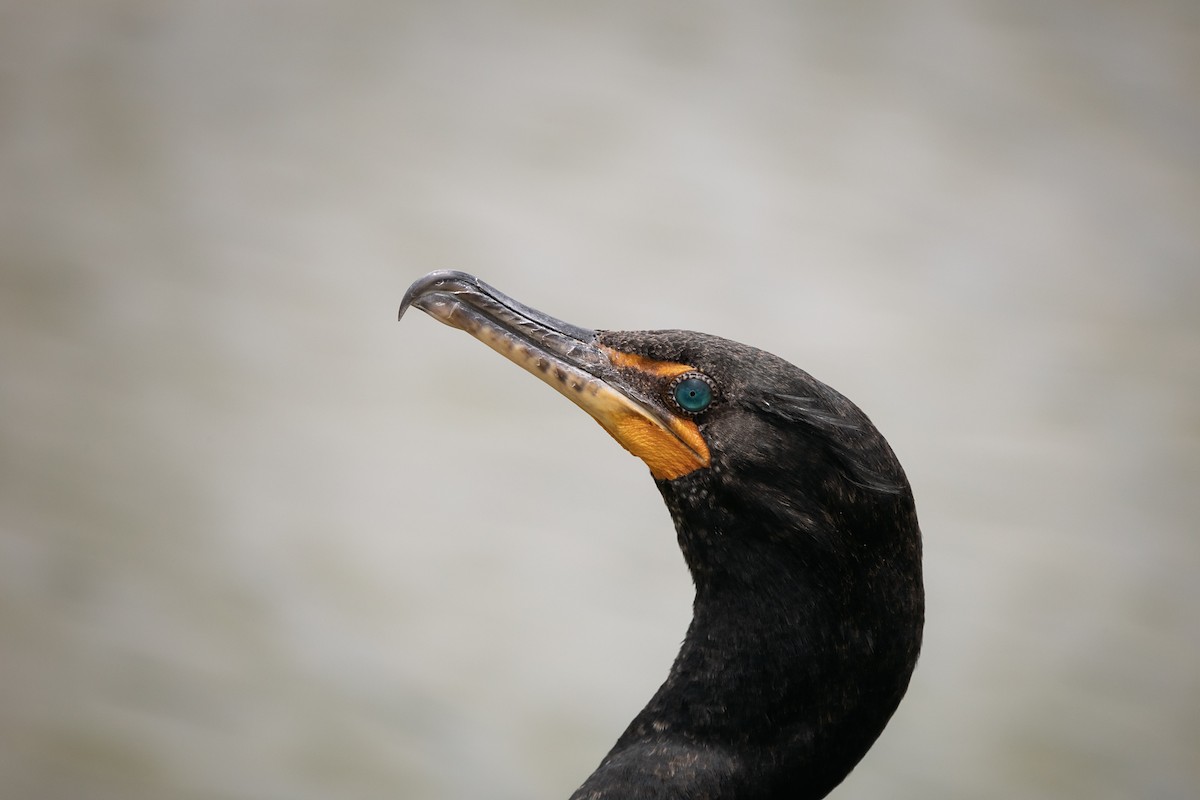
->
2, 3, 1197, 798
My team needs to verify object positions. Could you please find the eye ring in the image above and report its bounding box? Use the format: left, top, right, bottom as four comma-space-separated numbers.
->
670, 372, 715, 415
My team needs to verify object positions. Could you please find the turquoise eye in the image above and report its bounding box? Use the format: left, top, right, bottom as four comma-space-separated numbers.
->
673, 374, 713, 413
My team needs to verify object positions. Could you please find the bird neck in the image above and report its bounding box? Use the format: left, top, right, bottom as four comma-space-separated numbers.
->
571, 475, 922, 799
616, 580, 896, 798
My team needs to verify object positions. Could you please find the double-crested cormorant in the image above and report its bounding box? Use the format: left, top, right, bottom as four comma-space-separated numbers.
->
399, 271, 923, 800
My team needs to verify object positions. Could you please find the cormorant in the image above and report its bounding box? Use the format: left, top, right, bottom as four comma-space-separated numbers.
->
399, 270, 923, 800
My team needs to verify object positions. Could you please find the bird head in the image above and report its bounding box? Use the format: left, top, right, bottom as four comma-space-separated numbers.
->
400, 271, 918, 593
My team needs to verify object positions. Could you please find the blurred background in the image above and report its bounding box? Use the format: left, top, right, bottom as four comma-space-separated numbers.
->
2, 2, 1197, 799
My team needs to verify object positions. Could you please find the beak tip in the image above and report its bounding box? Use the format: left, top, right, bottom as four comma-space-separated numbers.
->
399, 270, 479, 324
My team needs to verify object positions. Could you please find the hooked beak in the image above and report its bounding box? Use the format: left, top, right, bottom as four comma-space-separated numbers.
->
399, 270, 709, 480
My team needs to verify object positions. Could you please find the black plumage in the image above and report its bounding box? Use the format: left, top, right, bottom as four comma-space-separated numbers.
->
400, 272, 923, 800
